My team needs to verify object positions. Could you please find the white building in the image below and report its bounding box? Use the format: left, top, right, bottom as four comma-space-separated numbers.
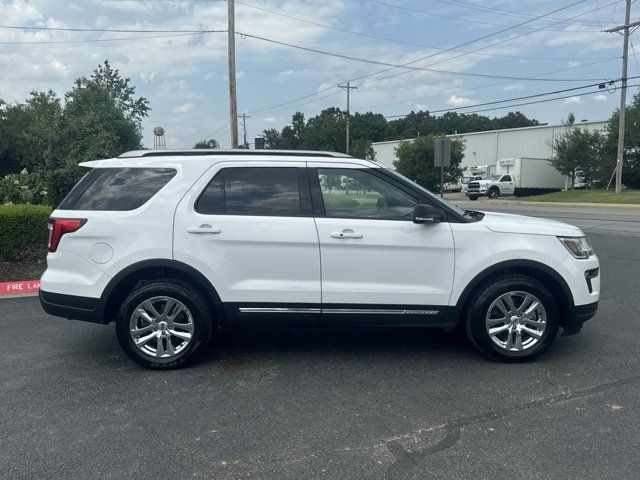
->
372, 120, 608, 170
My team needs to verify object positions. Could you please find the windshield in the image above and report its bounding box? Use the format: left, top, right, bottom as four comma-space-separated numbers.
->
488, 174, 502, 180
385, 169, 468, 217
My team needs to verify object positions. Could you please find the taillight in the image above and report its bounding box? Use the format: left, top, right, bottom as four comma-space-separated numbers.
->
47, 218, 87, 252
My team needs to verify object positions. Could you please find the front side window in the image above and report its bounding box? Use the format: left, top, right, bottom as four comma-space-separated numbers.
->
317, 168, 417, 220
196, 167, 301, 216
502, 175, 512, 182
59, 168, 176, 211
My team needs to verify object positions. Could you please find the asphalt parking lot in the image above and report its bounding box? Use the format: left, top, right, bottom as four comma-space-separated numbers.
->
2, 203, 640, 480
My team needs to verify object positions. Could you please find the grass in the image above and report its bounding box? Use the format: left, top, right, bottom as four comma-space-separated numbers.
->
515, 189, 640, 205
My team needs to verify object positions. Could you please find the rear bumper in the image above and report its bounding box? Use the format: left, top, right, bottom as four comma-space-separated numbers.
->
39, 290, 105, 324
563, 301, 598, 335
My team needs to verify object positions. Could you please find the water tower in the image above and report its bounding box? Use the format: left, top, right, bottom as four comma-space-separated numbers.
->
153, 126, 166, 150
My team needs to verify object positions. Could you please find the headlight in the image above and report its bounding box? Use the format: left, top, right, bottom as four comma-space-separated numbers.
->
558, 236, 593, 259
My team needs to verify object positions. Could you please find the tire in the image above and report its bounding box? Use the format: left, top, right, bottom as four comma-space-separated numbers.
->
116, 280, 213, 369
468, 194, 478, 201
464, 274, 559, 362
487, 187, 500, 199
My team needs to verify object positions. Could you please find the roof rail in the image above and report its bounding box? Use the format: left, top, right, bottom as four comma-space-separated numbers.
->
118, 149, 352, 159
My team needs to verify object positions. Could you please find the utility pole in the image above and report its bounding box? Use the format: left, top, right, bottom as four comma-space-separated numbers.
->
338, 82, 357, 154
606, 0, 640, 193
238, 113, 251, 148
227, 0, 239, 149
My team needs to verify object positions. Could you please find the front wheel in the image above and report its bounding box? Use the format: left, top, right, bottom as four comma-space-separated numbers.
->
116, 280, 213, 369
487, 187, 500, 199
465, 275, 559, 362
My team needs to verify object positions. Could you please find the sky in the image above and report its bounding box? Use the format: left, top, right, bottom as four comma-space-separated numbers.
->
0, 0, 638, 149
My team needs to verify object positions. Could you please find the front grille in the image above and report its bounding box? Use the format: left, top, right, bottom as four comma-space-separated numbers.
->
467, 182, 481, 194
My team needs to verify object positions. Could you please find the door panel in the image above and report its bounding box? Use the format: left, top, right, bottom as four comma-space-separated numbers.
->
173, 162, 321, 308
309, 164, 455, 308
314, 217, 455, 305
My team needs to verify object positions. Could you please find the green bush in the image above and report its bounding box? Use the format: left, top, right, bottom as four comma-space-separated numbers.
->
0, 204, 52, 261
0, 169, 48, 205
46, 166, 86, 207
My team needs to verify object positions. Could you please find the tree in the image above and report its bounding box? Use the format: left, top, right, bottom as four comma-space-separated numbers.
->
58, 61, 149, 166
0, 91, 62, 175
193, 139, 219, 149
394, 135, 464, 192
602, 90, 640, 188
550, 127, 604, 188
350, 138, 376, 160
87, 60, 150, 124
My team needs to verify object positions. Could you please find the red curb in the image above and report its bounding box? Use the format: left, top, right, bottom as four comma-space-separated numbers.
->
0, 280, 40, 295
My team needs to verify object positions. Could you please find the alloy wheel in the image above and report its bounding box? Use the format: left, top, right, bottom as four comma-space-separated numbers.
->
129, 296, 194, 358
485, 291, 547, 352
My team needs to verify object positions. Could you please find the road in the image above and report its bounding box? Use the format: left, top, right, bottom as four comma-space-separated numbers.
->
2, 203, 640, 480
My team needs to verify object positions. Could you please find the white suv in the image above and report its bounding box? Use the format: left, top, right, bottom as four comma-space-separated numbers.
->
40, 150, 600, 369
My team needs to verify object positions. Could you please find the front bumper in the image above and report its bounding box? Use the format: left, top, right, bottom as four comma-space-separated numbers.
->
40, 290, 105, 324
563, 301, 598, 335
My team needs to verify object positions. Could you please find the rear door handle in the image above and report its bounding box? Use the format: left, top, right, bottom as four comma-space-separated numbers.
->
330, 229, 363, 239
187, 224, 221, 234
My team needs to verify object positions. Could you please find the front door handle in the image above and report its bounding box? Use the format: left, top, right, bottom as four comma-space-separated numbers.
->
330, 229, 363, 239
187, 224, 221, 234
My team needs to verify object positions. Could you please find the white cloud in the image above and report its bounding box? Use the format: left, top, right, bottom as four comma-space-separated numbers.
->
503, 84, 525, 92
592, 94, 608, 102
564, 96, 583, 105
446, 95, 478, 107
173, 102, 195, 114
263, 116, 276, 123
567, 60, 580, 68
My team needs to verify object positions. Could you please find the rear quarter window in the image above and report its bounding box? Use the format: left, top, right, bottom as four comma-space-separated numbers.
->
59, 168, 176, 211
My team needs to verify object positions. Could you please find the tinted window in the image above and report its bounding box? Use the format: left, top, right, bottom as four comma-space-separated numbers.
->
60, 168, 176, 211
196, 167, 301, 216
502, 175, 512, 181
317, 168, 416, 220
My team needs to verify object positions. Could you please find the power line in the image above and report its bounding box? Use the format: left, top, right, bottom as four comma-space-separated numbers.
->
237, 31, 609, 83
359, 58, 618, 111
385, 83, 640, 118
384, 77, 634, 117
246, 0, 618, 115
421, 0, 618, 26
0, 24, 213, 33
251, 57, 619, 121
631, 38, 640, 76
364, 0, 608, 32
348, 0, 622, 88
0, 31, 214, 45
234, 0, 615, 61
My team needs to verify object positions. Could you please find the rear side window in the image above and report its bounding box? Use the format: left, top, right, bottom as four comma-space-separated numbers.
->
196, 167, 302, 216
59, 168, 176, 211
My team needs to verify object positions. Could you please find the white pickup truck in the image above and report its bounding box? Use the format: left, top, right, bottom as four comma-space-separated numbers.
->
467, 174, 515, 200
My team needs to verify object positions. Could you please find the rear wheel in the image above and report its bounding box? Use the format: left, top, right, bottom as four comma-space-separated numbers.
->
465, 275, 559, 361
116, 280, 213, 369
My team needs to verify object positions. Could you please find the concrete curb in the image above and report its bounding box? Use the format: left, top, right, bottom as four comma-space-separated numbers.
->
0, 292, 39, 299
0, 279, 40, 297
458, 199, 640, 209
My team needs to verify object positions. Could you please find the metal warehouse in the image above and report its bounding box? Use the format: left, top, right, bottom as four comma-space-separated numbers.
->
371, 120, 608, 170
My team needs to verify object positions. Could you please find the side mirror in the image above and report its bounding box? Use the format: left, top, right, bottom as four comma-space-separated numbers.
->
413, 204, 444, 224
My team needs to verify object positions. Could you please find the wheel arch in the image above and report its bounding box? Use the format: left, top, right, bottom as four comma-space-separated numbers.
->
455, 260, 574, 328
99, 259, 225, 326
